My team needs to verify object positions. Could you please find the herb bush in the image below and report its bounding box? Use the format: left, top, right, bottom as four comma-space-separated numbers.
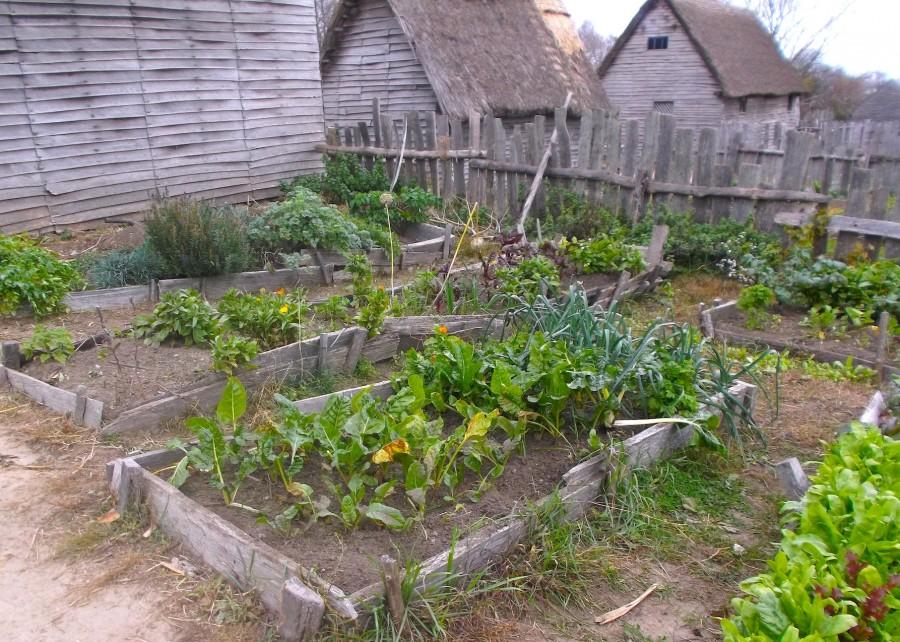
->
145, 197, 253, 278
168, 288, 765, 533
84, 241, 165, 288
722, 424, 899, 641
248, 187, 390, 254
560, 235, 646, 274
0, 235, 80, 317
628, 211, 782, 277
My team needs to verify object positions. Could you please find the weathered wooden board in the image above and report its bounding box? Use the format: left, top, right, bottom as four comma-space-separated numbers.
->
157, 267, 327, 300
64, 285, 152, 311
1, 366, 103, 428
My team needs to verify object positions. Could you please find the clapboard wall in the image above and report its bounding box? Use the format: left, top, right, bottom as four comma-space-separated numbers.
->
321, 0, 438, 128
0, 0, 325, 233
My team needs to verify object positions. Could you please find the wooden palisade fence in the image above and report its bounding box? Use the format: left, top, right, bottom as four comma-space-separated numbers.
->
319, 100, 841, 234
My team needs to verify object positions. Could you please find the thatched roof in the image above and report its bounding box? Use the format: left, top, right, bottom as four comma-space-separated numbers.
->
598, 0, 806, 98
853, 82, 900, 122
322, 0, 609, 119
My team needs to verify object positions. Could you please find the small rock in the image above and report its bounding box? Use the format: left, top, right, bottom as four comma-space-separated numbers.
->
732, 543, 746, 556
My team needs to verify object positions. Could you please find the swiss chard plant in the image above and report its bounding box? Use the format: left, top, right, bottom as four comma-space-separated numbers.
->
722, 424, 899, 642
132, 289, 220, 347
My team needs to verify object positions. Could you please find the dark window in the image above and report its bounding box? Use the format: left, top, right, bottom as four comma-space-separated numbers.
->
647, 36, 669, 50
788, 95, 797, 110
653, 101, 674, 114
739, 97, 748, 113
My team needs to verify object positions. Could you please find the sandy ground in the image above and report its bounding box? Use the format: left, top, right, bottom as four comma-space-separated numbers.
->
0, 425, 177, 641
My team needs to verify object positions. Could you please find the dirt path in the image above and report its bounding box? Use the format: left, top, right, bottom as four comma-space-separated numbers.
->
0, 413, 178, 641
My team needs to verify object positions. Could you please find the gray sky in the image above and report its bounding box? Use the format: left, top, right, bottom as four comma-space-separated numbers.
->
563, 0, 899, 79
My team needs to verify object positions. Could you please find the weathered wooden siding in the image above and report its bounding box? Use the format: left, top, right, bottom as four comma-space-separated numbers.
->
0, 0, 324, 233
321, 0, 438, 128
723, 95, 799, 131
600, 2, 724, 133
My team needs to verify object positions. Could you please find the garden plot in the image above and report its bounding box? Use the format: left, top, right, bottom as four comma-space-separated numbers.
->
702, 301, 899, 377
106, 293, 760, 639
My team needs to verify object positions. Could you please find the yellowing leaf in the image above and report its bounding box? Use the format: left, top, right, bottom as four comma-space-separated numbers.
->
372, 438, 411, 464
464, 409, 498, 442
96, 509, 120, 524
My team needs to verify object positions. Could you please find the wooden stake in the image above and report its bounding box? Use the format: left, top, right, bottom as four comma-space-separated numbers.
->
876, 311, 890, 382
1, 341, 21, 370
380, 555, 405, 627
515, 92, 573, 238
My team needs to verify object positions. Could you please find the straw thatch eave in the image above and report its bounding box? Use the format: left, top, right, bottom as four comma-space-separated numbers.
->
322, 0, 609, 120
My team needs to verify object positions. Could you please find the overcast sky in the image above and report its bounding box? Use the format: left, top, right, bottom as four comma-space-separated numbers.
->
562, 0, 899, 79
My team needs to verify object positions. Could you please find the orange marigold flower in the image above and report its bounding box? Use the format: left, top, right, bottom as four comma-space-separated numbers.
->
275, 287, 286, 296
437, 325, 448, 334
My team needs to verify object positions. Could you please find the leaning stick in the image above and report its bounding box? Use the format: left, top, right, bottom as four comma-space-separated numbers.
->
515, 91, 573, 239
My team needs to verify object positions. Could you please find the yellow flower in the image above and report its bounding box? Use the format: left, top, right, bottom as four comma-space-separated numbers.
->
437, 325, 448, 335
372, 438, 410, 464
275, 287, 286, 297
279, 304, 289, 314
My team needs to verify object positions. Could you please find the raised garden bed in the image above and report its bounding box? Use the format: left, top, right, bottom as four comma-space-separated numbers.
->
700, 299, 899, 379
107, 380, 756, 639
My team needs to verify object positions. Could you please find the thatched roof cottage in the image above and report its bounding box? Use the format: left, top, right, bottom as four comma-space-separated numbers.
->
598, 0, 806, 137
320, 0, 608, 131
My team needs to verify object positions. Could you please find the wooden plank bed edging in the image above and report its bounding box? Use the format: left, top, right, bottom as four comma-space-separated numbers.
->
107, 381, 755, 639
64, 285, 153, 311
701, 300, 899, 379
100, 315, 495, 435
0, 366, 103, 428
156, 266, 330, 300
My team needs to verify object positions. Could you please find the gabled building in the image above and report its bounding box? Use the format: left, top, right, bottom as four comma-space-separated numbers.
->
598, 0, 806, 134
320, 0, 608, 129
853, 82, 900, 122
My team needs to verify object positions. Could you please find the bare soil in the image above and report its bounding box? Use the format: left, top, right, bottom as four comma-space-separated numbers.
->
719, 305, 899, 365
180, 430, 581, 594
21, 337, 214, 418
0, 304, 149, 343
38, 222, 146, 258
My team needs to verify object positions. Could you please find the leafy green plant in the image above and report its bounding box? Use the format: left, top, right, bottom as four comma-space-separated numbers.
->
350, 186, 440, 225
496, 255, 561, 301
0, 235, 80, 317
801, 357, 877, 384
216, 288, 308, 351
21, 325, 74, 364
315, 295, 352, 329
145, 197, 252, 278
248, 187, 383, 254
84, 241, 165, 288
169, 377, 257, 506
210, 335, 259, 375
132, 289, 220, 346
528, 185, 625, 240
737, 284, 776, 330
348, 254, 389, 336
560, 235, 645, 274
722, 424, 899, 642
319, 153, 390, 205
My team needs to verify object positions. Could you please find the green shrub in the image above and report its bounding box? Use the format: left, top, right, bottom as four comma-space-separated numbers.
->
737, 284, 776, 330
321, 153, 390, 204
350, 186, 439, 226
0, 235, 80, 317
21, 325, 74, 364
497, 255, 561, 301
248, 187, 383, 254
722, 424, 899, 642
210, 335, 259, 374
560, 235, 645, 274
132, 289, 220, 346
84, 241, 165, 288
145, 197, 253, 278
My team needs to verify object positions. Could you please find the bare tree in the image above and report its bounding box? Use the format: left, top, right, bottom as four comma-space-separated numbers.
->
735, 0, 854, 73
577, 21, 616, 70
